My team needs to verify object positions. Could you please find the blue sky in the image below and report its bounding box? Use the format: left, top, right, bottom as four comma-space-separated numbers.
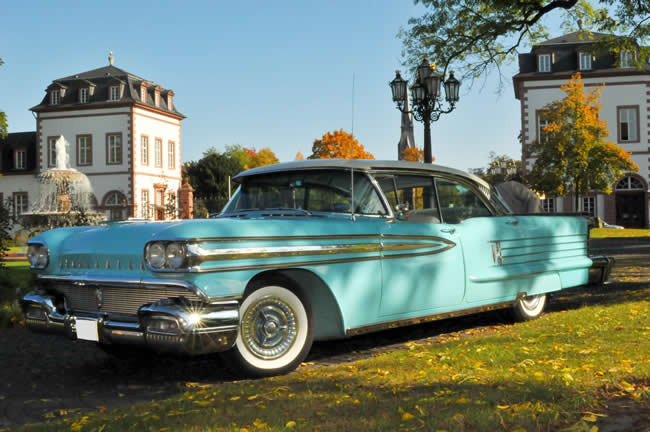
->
1, 1, 529, 172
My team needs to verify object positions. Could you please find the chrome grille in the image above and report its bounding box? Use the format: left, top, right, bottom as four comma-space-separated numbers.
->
51, 284, 202, 315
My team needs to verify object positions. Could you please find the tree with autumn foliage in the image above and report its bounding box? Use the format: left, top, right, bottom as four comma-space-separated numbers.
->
309, 129, 374, 160
224, 145, 279, 170
401, 147, 426, 162
526, 73, 638, 210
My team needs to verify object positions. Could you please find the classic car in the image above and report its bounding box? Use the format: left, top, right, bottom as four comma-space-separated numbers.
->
21, 160, 613, 377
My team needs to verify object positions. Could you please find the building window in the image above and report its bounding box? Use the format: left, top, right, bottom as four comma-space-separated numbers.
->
618, 106, 639, 143
106, 133, 123, 165
109, 86, 120, 101
47, 137, 58, 167
538, 116, 549, 144
13, 192, 28, 217
50, 90, 60, 105
154, 186, 166, 220
538, 54, 551, 72
542, 198, 555, 213
155, 92, 160, 107
582, 197, 595, 216
141, 135, 149, 165
155, 138, 162, 167
76, 135, 92, 166
615, 176, 645, 191
578, 52, 592, 70
140, 86, 147, 102
79, 88, 89, 104
14, 149, 26, 170
168, 141, 175, 169
620, 51, 634, 67
141, 190, 150, 218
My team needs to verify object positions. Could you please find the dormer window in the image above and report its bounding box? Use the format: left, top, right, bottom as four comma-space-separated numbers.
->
620, 50, 634, 67
154, 86, 161, 107
578, 52, 592, 70
79, 88, 89, 103
140, 86, 147, 102
537, 54, 551, 72
109, 86, 120, 101
167, 91, 174, 111
155, 92, 160, 107
50, 90, 60, 105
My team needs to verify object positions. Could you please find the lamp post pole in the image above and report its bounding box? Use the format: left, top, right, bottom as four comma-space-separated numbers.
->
390, 56, 460, 163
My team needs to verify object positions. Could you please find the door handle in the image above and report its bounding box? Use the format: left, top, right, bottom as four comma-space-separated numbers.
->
441, 228, 456, 234
505, 220, 520, 226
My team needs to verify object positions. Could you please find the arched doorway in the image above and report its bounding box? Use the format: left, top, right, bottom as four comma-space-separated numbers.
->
102, 191, 128, 221
614, 176, 646, 228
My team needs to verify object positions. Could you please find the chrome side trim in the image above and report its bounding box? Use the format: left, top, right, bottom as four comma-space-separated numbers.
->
187, 234, 455, 273
346, 300, 514, 337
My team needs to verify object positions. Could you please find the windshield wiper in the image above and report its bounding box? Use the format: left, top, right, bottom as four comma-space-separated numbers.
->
264, 207, 313, 216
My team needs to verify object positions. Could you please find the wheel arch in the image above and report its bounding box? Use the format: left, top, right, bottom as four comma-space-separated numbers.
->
244, 269, 345, 340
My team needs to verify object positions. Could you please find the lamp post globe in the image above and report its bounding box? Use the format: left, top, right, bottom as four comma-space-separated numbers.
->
389, 57, 461, 164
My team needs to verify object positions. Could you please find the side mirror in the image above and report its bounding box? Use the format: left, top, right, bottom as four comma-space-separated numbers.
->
395, 203, 409, 220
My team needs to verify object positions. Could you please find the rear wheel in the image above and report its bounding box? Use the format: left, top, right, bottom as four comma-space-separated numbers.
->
222, 284, 314, 377
511, 294, 547, 321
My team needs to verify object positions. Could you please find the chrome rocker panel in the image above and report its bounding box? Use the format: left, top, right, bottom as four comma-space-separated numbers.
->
21, 290, 239, 356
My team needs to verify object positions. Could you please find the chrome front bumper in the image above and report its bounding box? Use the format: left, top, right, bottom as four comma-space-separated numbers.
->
588, 255, 615, 285
21, 290, 239, 355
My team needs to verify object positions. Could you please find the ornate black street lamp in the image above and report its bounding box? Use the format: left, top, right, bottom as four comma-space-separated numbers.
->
390, 56, 460, 163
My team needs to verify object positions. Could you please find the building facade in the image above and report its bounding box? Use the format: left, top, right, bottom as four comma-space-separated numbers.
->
0, 60, 190, 226
513, 31, 650, 227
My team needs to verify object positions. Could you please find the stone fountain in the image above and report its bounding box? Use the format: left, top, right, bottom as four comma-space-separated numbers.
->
21, 136, 105, 230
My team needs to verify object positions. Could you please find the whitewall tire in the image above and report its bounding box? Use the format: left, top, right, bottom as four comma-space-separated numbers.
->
512, 294, 547, 322
224, 285, 314, 377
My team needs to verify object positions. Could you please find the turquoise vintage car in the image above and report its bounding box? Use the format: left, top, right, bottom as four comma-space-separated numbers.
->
22, 160, 613, 376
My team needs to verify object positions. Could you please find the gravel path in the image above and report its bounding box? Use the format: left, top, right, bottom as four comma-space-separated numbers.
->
0, 238, 647, 429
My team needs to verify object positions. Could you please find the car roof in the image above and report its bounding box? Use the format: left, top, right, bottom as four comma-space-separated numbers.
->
233, 159, 490, 188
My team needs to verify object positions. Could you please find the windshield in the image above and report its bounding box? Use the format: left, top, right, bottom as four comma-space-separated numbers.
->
222, 169, 387, 216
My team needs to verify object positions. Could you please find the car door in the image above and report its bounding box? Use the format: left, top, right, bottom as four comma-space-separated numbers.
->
433, 178, 527, 305
376, 174, 466, 317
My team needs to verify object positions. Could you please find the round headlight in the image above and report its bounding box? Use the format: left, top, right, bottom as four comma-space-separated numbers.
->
27, 244, 48, 269
165, 242, 186, 269
27, 244, 40, 267
147, 242, 166, 268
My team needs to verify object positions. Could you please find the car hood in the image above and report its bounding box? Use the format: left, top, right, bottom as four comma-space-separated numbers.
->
34, 217, 383, 276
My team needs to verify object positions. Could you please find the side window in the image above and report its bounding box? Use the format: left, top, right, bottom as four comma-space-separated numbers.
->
377, 174, 440, 222
436, 179, 491, 224
353, 174, 387, 216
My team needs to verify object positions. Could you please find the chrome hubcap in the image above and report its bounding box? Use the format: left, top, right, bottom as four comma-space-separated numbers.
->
241, 296, 298, 360
521, 295, 541, 310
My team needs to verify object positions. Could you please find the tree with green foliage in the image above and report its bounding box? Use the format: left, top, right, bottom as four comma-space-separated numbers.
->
526, 73, 638, 209
185, 151, 244, 214
470, 152, 522, 184
400, 0, 650, 91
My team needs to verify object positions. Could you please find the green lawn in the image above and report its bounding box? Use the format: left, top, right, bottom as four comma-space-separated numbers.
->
15, 283, 649, 432
590, 228, 650, 238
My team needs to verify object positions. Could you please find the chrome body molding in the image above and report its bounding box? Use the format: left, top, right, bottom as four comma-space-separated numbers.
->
345, 299, 516, 337
148, 234, 456, 274
20, 290, 240, 355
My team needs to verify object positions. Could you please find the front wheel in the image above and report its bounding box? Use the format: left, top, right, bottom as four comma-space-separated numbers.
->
222, 285, 314, 377
511, 294, 547, 322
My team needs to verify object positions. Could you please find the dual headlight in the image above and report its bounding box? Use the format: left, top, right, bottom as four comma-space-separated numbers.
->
27, 243, 49, 269
145, 241, 190, 270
